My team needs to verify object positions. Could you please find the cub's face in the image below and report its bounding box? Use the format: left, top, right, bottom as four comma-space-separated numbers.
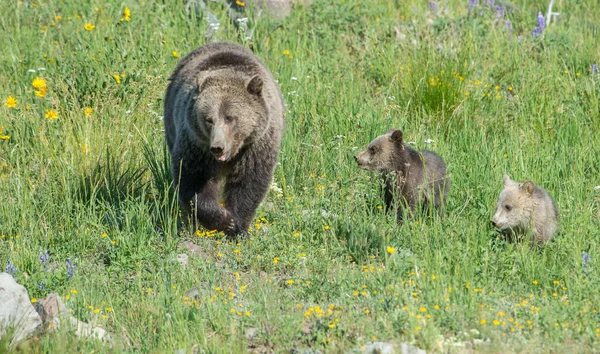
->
491, 174, 534, 230
192, 75, 267, 161
355, 129, 403, 173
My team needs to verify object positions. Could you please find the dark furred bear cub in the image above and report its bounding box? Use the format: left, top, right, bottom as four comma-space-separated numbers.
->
355, 129, 450, 223
164, 42, 285, 237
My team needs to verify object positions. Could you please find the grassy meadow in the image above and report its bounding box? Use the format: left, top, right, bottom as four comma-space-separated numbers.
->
1, 0, 600, 352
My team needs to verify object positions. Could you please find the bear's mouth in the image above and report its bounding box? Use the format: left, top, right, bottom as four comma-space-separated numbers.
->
213, 152, 228, 161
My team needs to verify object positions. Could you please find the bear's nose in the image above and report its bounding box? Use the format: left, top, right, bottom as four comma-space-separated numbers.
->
490, 219, 497, 228
354, 155, 358, 162
210, 146, 224, 156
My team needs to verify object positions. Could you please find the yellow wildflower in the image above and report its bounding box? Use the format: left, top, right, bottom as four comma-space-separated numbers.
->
172, 51, 179, 58
45, 109, 59, 120
386, 246, 396, 255
113, 74, 121, 84
121, 7, 131, 21
84, 23, 96, 31
4, 96, 17, 108
236, 0, 245, 6
0, 127, 9, 141
32, 77, 47, 97
31, 298, 37, 303
84, 107, 93, 117
273, 257, 279, 264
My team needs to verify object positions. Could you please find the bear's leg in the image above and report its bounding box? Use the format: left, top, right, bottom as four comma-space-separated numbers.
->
172, 152, 237, 234
223, 150, 275, 236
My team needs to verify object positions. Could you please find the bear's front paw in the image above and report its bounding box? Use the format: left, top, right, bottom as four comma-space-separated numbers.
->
223, 218, 248, 239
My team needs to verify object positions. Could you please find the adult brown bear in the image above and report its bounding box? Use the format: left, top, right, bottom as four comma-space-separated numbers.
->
164, 42, 284, 237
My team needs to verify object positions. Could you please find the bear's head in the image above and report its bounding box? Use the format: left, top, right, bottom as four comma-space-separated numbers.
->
355, 129, 405, 173
192, 73, 268, 162
491, 174, 535, 231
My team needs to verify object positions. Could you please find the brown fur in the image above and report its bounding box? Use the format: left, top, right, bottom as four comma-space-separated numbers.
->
164, 42, 284, 237
355, 129, 450, 223
491, 174, 558, 245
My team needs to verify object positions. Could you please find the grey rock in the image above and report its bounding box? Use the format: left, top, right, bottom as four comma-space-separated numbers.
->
34, 293, 112, 342
399, 342, 426, 354
363, 342, 395, 354
237, 0, 313, 19
0, 273, 43, 345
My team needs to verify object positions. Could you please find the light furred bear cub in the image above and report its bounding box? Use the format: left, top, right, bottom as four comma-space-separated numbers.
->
491, 174, 558, 245
355, 129, 450, 223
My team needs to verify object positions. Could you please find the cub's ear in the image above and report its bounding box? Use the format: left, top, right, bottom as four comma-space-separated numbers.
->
520, 180, 535, 196
503, 174, 512, 186
197, 76, 216, 93
247, 75, 263, 96
390, 130, 403, 144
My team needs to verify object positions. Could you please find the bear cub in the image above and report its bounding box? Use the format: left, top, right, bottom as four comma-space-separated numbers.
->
355, 129, 450, 223
491, 174, 558, 245
163, 42, 285, 237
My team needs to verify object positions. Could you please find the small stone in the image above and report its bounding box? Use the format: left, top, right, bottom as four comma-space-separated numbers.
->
176, 253, 189, 268
178, 241, 209, 260
245, 327, 259, 340
34, 292, 112, 342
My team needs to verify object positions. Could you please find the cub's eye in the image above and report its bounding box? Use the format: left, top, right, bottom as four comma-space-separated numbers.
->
504, 205, 512, 212
368, 146, 377, 153
225, 115, 235, 123
205, 117, 214, 125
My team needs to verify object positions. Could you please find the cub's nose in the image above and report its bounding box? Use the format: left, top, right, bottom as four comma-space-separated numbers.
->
490, 219, 498, 228
210, 146, 224, 156
354, 155, 358, 162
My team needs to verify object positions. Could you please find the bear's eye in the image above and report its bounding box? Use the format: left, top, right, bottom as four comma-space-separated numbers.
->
205, 117, 214, 125
368, 146, 377, 153
225, 115, 236, 123
504, 204, 512, 212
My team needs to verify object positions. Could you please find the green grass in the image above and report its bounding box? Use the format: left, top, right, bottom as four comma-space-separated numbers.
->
1, 0, 600, 352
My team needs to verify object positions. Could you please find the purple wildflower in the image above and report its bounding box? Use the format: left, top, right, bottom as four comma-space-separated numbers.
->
486, 0, 494, 6
592, 64, 599, 77
537, 12, 545, 30
39, 280, 45, 291
66, 258, 75, 278
40, 249, 49, 271
468, 0, 478, 12
430, 0, 438, 14
495, 5, 504, 18
532, 12, 546, 38
582, 251, 591, 273
506, 19, 512, 31
5, 258, 17, 277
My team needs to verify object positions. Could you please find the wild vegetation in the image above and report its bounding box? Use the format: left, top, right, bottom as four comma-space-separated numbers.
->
1, 0, 599, 352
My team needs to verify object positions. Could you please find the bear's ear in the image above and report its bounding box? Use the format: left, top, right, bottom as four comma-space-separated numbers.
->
247, 75, 263, 96
197, 76, 216, 93
386, 128, 396, 134
503, 174, 512, 186
390, 130, 403, 144
520, 180, 535, 196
